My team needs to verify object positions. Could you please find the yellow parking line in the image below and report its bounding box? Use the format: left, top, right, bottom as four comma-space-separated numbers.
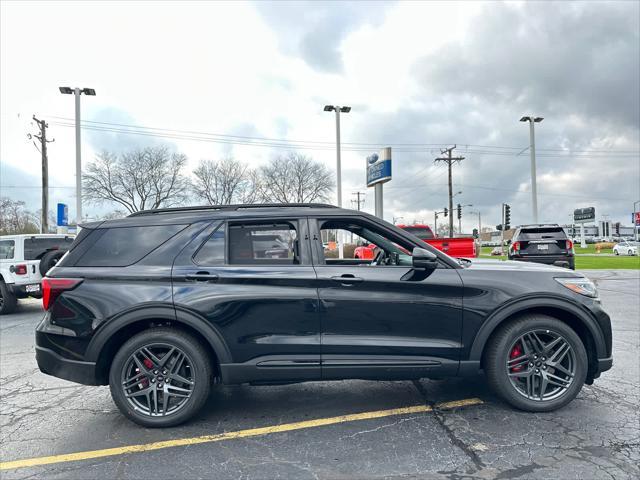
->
0, 397, 483, 471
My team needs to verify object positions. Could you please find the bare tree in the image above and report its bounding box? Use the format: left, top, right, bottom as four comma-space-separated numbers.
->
192, 158, 250, 205
259, 152, 334, 203
83, 146, 188, 213
0, 197, 39, 235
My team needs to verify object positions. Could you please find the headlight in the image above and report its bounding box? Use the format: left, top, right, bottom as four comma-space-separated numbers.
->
555, 277, 598, 298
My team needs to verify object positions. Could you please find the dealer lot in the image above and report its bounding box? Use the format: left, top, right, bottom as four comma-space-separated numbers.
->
1, 270, 638, 479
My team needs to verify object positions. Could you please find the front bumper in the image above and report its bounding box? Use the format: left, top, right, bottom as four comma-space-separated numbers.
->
35, 346, 99, 385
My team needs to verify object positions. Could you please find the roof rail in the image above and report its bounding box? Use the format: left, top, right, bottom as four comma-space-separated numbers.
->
128, 203, 339, 217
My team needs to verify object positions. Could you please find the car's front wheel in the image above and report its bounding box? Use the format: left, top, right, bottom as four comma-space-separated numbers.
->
109, 328, 212, 427
484, 314, 587, 412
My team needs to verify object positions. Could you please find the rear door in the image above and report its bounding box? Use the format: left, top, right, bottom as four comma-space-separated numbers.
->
172, 217, 321, 384
23, 236, 74, 282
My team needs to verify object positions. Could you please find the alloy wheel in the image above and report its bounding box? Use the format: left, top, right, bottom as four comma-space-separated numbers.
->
121, 343, 195, 417
506, 329, 576, 402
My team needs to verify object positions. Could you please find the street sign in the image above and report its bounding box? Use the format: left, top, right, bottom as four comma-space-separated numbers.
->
366, 150, 392, 187
56, 203, 68, 226
573, 207, 595, 223
633, 212, 640, 226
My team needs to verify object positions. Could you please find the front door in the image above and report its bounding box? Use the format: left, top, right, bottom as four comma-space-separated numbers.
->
310, 217, 464, 380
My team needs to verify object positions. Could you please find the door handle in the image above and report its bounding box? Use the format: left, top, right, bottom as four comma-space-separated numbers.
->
330, 274, 364, 285
185, 272, 219, 282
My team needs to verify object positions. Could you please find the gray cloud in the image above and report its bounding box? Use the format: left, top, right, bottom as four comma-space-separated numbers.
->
254, 1, 392, 73
342, 1, 639, 227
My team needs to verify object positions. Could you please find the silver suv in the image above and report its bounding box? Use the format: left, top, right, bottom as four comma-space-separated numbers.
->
0, 234, 74, 314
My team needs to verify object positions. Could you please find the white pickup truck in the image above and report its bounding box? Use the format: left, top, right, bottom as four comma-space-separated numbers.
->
0, 234, 74, 314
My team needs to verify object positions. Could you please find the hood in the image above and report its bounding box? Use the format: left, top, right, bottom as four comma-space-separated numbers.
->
464, 258, 581, 275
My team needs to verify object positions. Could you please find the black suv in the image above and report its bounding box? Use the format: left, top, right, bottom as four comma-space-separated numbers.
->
509, 224, 575, 270
36, 204, 612, 427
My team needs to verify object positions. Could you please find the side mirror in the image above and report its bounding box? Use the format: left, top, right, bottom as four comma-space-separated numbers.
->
412, 247, 438, 270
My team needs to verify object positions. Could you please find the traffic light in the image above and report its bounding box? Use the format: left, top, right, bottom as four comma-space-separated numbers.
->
504, 204, 511, 230
615, 222, 620, 235
457, 203, 462, 219
443, 208, 448, 217
473, 228, 479, 238
496, 224, 503, 231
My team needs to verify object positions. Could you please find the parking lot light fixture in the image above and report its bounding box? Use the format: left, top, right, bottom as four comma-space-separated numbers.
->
520, 115, 543, 223
59, 86, 96, 227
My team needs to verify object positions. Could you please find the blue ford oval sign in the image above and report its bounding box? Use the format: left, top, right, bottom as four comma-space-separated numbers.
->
366, 148, 392, 187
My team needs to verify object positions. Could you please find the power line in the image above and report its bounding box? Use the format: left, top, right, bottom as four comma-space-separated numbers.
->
45, 116, 639, 157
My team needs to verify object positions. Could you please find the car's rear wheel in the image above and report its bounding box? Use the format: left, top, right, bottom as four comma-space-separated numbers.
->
109, 328, 212, 427
0, 280, 17, 315
614, 249, 619, 255
484, 314, 587, 412
628, 249, 634, 256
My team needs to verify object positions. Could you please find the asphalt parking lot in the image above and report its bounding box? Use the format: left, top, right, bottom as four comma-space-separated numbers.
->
1, 270, 638, 479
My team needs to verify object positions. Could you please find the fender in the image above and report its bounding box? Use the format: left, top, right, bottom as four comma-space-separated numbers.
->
84, 303, 232, 364
467, 295, 607, 364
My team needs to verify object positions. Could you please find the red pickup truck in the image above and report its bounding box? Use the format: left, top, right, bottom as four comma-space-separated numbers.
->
354, 224, 477, 259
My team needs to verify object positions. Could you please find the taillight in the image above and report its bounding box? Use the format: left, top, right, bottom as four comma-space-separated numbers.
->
42, 278, 83, 310
566, 239, 574, 251
15, 264, 27, 275
512, 241, 520, 252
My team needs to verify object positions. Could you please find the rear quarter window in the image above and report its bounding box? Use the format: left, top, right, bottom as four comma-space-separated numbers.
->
75, 225, 184, 267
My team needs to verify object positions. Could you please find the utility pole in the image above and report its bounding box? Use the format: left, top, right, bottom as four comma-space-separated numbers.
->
352, 191, 366, 211
434, 146, 464, 238
29, 116, 54, 233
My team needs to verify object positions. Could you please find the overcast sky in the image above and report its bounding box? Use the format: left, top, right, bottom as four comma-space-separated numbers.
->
1, 0, 638, 229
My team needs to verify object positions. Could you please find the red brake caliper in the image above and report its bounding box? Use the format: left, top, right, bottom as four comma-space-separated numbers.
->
509, 343, 524, 372
136, 358, 154, 389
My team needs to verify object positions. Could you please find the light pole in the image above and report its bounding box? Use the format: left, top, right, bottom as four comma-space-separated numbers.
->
60, 86, 96, 228
469, 210, 482, 235
324, 105, 350, 258
458, 203, 473, 234
520, 116, 543, 224
633, 200, 640, 241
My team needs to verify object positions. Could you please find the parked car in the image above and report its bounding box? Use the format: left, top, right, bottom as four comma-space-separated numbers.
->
0, 234, 74, 314
613, 241, 638, 256
354, 224, 476, 259
37, 204, 612, 427
509, 224, 575, 270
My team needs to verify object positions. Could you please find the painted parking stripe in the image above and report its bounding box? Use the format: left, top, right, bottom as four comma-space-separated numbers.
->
0, 397, 483, 471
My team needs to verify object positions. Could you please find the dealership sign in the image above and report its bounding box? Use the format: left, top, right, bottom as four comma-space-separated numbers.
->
57, 203, 68, 226
633, 211, 640, 226
574, 207, 595, 223
366, 148, 392, 187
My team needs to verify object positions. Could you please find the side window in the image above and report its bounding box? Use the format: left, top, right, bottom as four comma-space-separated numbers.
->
0, 240, 15, 259
228, 222, 299, 265
194, 224, 225, 265
76, 225, 184, 267
319, 219, 415, 267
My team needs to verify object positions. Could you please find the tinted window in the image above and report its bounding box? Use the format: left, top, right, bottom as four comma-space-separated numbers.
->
228, 223, 298, 264
517, 227, 566, 240
401, 226, 435, 240
194, 224, 225, 265
23, 237, 74, 260
0, 240, 15, 259
77, 225, 183, 267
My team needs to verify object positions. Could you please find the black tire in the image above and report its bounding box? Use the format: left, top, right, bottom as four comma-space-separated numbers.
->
109, 328, 212, 427
0, 280, 17, 315
39, 250, 66, 276
484, 314, 587, 412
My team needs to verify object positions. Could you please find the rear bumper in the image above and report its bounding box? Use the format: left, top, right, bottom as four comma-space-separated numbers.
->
7, 283, 42, 298
35, 346, 99, 385
509, 255, 574, 268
